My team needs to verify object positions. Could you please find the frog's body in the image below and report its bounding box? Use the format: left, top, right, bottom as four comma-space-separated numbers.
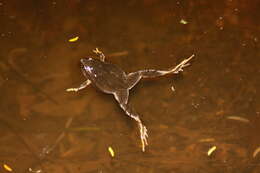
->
81, 58, 130, 92
67, 48, 194, 151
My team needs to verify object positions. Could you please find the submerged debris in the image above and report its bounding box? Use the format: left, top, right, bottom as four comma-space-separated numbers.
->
226, 116, 250, 123
198, 138, 215, 143
68, 127, 100, 132
253, 147, 260, 158
207, 146, 217, 156
108, 51, 128, 57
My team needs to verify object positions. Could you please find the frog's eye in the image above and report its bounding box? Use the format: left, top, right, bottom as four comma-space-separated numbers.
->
80, 59, 86, 63
81, 58, 92, 64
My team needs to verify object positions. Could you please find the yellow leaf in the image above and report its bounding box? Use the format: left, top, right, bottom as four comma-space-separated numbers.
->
3, 164, 13, 172
69, 36, 79, 42
253, 147, 260, 158
108, 146, 115, 157
207, 146, 217, 156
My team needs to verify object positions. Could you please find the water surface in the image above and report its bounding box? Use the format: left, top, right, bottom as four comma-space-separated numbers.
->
0, 0, 259, 172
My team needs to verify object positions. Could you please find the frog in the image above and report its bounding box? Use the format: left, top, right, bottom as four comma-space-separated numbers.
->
67, 48, 194, 152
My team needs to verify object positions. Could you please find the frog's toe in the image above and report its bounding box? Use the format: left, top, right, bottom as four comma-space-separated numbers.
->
140, 125, 148, 151
66, 88, 78, 92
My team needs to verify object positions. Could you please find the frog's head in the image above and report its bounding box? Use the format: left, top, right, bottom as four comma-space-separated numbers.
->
80, 58, 94, 70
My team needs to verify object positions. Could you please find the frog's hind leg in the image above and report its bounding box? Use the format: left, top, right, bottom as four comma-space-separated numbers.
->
66, 79, 91, 92
126, 72, 142, 89
126, 55, 194, 89
113, 90, 148, 152
113, 89, 129, 105
132, 54, 194, 79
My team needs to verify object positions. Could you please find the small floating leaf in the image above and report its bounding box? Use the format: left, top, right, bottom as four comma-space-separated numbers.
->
28, 167, 43, 173
207, 146, 217, 156
180, 19, 188, 24
3, 164, 13, 172
108, 146, 115, 157
68, 36, 79, 42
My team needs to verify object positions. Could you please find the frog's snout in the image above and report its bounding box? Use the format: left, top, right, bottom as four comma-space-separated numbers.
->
80, 58, 85, 64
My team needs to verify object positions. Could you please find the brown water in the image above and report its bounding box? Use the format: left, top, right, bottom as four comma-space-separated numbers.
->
0, 0, 259, 172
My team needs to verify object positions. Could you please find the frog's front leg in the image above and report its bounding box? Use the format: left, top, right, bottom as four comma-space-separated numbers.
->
126, 54, 194, 89
93, 48, 105, 62
66, 79, 91, 92
113, 90, 148, 152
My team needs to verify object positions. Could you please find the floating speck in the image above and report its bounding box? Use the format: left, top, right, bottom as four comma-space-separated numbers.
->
171, 86, 175, 92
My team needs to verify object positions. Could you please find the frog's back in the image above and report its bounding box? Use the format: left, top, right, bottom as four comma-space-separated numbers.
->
88, 60, 129, 93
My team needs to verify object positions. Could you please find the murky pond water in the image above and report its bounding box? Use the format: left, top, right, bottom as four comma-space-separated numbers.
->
0, 0, 259, 172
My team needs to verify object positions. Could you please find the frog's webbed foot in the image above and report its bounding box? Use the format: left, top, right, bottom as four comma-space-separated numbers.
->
93, 48, 105, 62
168, 54, 194, 74
127, 109, 148, 152
66, 79, 91, 92
137, 118, 148, 151
123, 104, 148, 152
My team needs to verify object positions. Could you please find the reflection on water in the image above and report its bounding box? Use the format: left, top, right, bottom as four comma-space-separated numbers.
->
0, 0, 259, 172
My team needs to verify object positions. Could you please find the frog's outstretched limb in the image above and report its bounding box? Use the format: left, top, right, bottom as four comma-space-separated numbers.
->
67, 48, 104, 92
93, 48, 105, 62
126, 54, 194, 89
114, 90, 148, 152
66, 79, 91, 92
